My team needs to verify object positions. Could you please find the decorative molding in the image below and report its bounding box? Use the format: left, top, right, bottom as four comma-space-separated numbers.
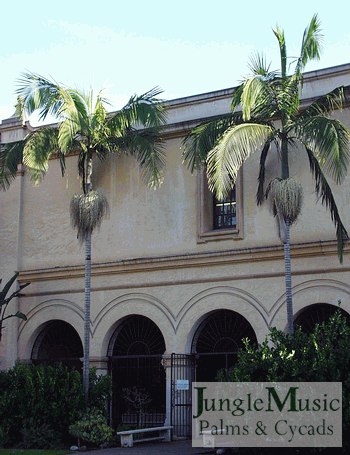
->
18, 240, 349, 284
17, 241, 350, 298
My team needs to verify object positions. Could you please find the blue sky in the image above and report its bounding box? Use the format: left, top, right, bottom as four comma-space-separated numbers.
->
1, 0, 349, 125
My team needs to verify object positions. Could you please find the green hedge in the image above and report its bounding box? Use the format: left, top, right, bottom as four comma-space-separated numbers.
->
217, 307, 350, 450
0, 362, 111, 448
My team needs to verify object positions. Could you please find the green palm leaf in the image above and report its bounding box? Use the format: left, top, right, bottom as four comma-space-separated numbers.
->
16, 72, 65, 121
182, 113, 239, 173
298, 116, 350, 183
207, 123, 272, 199
22, 127, 59, 184
295, 14, 323, 79
305, 146, 349, 263
0, 140, 24, 191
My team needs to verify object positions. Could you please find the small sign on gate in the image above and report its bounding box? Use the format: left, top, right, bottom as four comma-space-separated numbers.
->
176, 379, 189, 390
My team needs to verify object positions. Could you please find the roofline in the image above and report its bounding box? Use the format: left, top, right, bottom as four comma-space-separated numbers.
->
165, 62, 350, 109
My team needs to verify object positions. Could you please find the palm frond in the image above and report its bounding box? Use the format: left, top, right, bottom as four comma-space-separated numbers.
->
91, 89, 108, 131
107, 128, 166, 188
298, 116, 350, 183
207, 123, 272, 199
305, 146, 349, 263
108, 87, 166, 133
0, 140, 24, 191
70, 190, 109, 243
295, 14, 323, 79
241, 77, 267, 121
182, 114, 238, 173
22, 127, 59, 184
15, 72, 65, 121
132, 131, 166, 189
256, 137, 275, 205
231, 84, 244, 112
273, 26, 287, 78
247, 52, 272, 77
57, 89, 90, 152
296, 86, 347, 121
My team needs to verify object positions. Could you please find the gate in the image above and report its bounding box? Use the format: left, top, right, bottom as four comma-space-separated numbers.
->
109, 354, 166, 430
170, 354, 196, 438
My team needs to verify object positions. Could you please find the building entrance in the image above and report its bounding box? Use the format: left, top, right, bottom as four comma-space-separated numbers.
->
108, 315, 166, 430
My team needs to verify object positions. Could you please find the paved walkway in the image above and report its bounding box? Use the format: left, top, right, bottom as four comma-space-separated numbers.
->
83, 440, 216, 454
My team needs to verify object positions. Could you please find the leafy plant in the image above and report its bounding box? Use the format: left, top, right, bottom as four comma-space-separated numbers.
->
217, 306, 350, 448
0, 272, 29, 342
69, 408, 113, 447
0, 363, 111, 447
20, 418, 60, 449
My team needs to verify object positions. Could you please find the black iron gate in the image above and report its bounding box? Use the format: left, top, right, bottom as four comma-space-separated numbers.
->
109, 354, 166, 430
109, 352, 238, 436
170, 352, 239, 437
170, 354, 196, 438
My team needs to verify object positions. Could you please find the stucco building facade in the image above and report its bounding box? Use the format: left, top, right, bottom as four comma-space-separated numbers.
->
1, 63, 350, 433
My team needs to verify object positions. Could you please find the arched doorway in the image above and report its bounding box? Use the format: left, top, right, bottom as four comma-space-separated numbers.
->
192, 309, 257, 381
294, 303, 350, 334
31, 320, 83, 371
108, 315, 166, 429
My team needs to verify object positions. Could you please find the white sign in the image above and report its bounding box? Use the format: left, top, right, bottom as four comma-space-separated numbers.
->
176, 379, 189, 390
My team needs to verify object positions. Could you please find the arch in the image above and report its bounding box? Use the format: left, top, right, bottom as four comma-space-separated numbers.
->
108, 314, 166, 356
294, 303, 350, 334
92, 293, 174, 357
192, 309, 258, 354
175, 286, 268, 353
31, 320, 83, 360
270, 279, 350, 331
191, 309, 258, 382
18, 299, 84, 360
29, 318, 83, 372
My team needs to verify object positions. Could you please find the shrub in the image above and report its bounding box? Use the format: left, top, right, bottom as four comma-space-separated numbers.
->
20, 418, 61, 449
0, 362, 111, 448
217, 307, 350, 450
69, 408, 113, 447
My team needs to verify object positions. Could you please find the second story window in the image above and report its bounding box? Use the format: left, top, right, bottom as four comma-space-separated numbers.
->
196, 168, 243, 243
213, 186, 236, 230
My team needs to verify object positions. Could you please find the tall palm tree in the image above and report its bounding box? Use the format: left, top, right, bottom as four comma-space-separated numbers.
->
183, 15, 350, 334
0, 73, 167, 402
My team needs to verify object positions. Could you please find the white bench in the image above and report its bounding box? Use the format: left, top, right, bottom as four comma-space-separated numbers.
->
117, 425, 173, 448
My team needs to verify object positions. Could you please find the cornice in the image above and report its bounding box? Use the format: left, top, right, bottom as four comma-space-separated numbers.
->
1, 65, 349, 143
17, 239, 349, 285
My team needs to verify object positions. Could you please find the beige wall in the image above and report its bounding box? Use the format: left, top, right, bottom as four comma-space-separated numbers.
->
1, 64, 350, 370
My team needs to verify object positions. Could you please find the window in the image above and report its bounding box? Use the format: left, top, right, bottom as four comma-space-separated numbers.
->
196, 167, 243, 243
213, 186, 236, 230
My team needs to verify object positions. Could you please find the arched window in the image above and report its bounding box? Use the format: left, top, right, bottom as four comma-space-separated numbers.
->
192, 309, 257, 381
294, 303, 350, 334
31, 320, 83, 371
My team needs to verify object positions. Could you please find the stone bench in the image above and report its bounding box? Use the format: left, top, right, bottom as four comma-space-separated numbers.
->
117, 425, 173, 448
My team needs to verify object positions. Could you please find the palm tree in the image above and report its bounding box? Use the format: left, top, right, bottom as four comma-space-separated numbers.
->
0, 72, 167, 402
183, 15, 350, 334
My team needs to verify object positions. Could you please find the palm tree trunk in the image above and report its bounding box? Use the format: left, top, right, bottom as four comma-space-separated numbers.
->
83, 228, 92, 405
281, 134, 294, 334
83, 154, 93, 406
284, 219, 294, 334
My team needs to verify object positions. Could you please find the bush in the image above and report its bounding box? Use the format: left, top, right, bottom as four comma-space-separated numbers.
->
0, 362, 112, 448
69, 408, 113, 447
217, 307, 350, 450
19, 418, 61, 449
